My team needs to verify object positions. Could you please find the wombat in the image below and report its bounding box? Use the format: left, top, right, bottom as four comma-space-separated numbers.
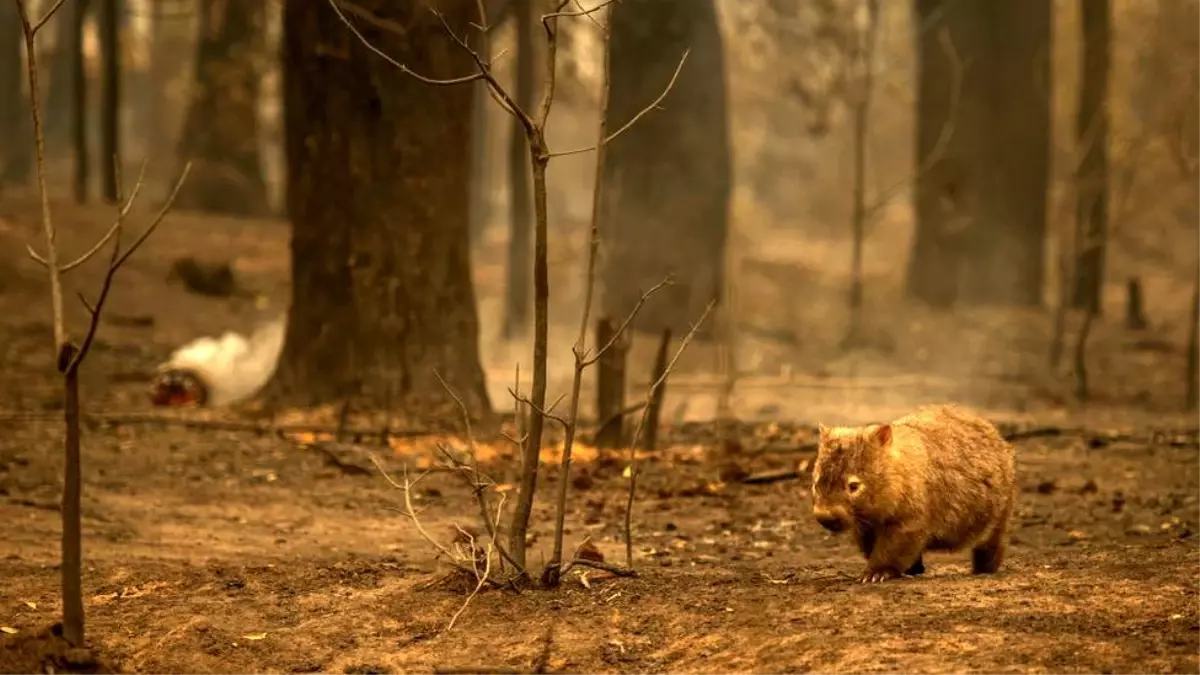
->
810, 404, 1016, 584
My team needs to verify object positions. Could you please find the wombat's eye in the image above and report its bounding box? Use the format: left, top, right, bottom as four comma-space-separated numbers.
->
846, 477, 863, 494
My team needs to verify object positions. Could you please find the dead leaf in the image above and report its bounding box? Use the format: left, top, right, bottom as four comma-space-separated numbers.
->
22, 601, 36, 610
0, 627, 17, 635
493, 483, 515, 493
242, 633, 267, 641
622, 465, 632, 478
579, 571, 592, 589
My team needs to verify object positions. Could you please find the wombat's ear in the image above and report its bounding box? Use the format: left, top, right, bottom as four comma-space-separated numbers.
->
871, 423, 893, 448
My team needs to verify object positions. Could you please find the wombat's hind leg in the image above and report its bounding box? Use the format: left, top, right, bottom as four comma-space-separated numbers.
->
904, 555, 926, 576
971, 500, 1012, 574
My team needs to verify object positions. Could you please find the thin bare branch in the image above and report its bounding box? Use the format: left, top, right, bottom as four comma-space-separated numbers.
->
569, 0, 605, 29
581, 277, 672, 367
27, 160, 149, 272
370, 454, 503, 584
326, 0, 484, 86
548, 50, 689, 159
30, 0, 68, 34
546, 0, 617, 21
444, 493, 505, 634
15, 0, 65, 351
623, 299, 716, 568
429, 7, 537, 135
508, 389, 568, 428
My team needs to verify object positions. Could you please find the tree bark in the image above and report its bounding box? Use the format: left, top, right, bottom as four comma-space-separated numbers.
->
501, 0, 534, 339
0, 0, 31, 186
175, 0, 270, 216
908, 0, 1051, 308
98, 0, 120, 202
267, 0, 491, 418
600, 0, 730, 337
1070, 0, 1110, 314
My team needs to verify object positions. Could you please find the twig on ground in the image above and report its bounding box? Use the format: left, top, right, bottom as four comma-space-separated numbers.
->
623, 300, 716, 568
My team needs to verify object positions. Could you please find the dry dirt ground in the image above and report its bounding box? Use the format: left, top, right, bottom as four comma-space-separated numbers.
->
0, 197, 1197, 674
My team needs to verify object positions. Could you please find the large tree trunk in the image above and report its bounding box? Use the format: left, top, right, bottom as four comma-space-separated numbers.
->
267, 0, 491, 418
175, 0, 269, 216
1070, 0, 1110, 314
98, 0, 120, 202
501, 0, 534, 340
0, 0, 32, 186
599, 0, 731, 336
907, 0, 1051, 308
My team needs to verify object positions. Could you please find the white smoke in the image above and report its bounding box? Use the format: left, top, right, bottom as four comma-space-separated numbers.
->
159, 316, 286, 406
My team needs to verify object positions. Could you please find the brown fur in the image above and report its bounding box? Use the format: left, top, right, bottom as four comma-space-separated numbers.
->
810, 404, 1016, 583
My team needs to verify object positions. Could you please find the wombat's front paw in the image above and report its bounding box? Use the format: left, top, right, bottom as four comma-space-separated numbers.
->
859, 568, 900, 584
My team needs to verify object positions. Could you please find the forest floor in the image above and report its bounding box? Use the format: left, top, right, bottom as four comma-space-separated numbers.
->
0, 196, 1197, 674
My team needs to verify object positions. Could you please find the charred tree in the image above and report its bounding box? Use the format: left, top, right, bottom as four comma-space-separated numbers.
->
175, 0, 270, 216
267, 0, 491, 418
600, 0, 730, 336
0, 0, 31, 185
501, 0, 535, 339
908, 0, 1051, 308
98, 0, 120, 202
1070, 0, 1110, 314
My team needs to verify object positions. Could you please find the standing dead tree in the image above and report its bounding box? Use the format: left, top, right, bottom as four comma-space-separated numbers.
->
329, 0, 689, 585
14, 0, 190, 650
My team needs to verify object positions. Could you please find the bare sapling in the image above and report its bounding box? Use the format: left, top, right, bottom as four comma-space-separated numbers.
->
623, 300, 715, 569
1186, 271, 1199, 410
14, 0, 191, 649
329, 0, 686, 584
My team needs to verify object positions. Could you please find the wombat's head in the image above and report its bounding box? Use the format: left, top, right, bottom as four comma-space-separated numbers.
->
810, 422, 893, 533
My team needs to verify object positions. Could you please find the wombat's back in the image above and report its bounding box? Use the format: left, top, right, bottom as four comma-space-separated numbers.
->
893, 404, 1015, 550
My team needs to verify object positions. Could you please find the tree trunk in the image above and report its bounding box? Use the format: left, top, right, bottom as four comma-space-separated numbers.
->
98, 0, 120, 202
175, 0, 270, 216
0, 0, 32, 186
267, 0, 491, 418
600, 0, 730, 337
908, 0, 1051, 308
501, 0, 534, 339
1070, 0, 1109, 314
961, 0, 1050, 307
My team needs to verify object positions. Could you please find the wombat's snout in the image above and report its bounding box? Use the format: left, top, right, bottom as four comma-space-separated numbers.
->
817, 516, 846, 533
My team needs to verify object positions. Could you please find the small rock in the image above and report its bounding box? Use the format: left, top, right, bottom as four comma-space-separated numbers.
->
1079, 479, 1099, 495
664, 522, 678, 531
1126, 524, 1153, 536
1111, 491, 1126, 513
1036, 480, 1058, 495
